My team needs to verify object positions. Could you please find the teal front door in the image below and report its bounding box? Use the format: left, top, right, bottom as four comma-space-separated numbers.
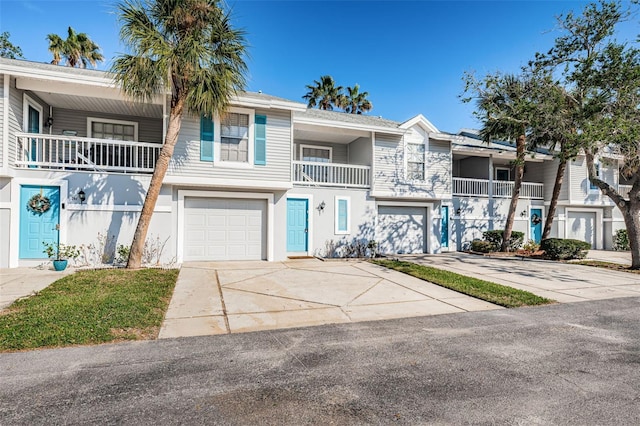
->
530, 208, 543, 244
287, 198, 308, 252
19, 185, 60, 259
440, 206, 449, 248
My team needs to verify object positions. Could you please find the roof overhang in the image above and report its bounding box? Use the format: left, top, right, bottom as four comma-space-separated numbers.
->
294, 115, 406, 135
400, 114, 438, 132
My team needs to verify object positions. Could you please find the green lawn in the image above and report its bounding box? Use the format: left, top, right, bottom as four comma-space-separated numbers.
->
372, 259, 553, 308
0, 268, 179, 352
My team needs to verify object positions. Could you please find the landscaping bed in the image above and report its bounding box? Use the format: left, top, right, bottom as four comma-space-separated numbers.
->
0, 268, 179, 352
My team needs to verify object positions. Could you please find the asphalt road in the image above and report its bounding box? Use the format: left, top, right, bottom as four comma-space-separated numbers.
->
2, 297, 640, 425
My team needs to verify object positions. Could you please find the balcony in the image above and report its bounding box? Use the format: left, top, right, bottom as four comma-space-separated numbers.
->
292, 161, 370, 188
453, 177, 544, 199
15, 133, 161, 174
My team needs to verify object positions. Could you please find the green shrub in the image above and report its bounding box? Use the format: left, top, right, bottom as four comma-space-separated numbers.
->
522, 239, 540, 253
540, 238, 591, 260
482, 230, 525, 251
614, 229, 630, 251
471, 240, 494, 253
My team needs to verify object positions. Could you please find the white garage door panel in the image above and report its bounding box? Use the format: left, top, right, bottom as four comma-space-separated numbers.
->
377, 206, 427, 254
567, 211, 596, 247
184, 198, 266, 261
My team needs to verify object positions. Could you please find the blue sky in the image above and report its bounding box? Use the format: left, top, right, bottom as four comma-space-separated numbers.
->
1, 0, 637, 132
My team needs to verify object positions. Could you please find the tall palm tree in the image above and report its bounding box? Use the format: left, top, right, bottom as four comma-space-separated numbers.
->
303, 75, 342, 110
47, 27, 103, 68
111, 0, 247, 268
340, 84, 373, 114
466, 72, 537, 252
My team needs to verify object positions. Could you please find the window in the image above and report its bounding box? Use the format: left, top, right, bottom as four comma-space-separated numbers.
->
335, 196, 350, 234
590, 162, 600, 191
221, 112, 249, 162
495, 168, 510, 181
301, 145, 332, 163
407, 142, 425, 180
87, 118, 138, 141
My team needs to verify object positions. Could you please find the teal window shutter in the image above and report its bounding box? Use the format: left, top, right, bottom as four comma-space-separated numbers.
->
338, 199, 348, 232
254, 114, 267, 165
200, 116, 214, 162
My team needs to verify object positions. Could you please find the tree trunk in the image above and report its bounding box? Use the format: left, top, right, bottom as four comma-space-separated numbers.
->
127, 98, 185, 269
542, 158, 567, 240
622, 198, 640, 269
583, 151, 640, 267
501, 134, 526, 252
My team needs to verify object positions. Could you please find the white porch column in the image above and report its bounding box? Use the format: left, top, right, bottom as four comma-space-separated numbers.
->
488, 154, 494, 229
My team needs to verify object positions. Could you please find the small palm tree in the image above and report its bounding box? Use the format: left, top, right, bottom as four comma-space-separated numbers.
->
340, 84, 373, 114
112, 0, 247, 268
47, 27, 103, 68
303, 75, 342, 110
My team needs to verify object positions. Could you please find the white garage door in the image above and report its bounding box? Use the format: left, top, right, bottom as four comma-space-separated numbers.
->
567, 211, 596, 247
184, 198, 266, 261
377, 206, 427, 254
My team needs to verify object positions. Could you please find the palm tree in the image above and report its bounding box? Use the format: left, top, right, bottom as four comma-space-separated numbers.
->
340, 84, 373, 114
111, 0, 247, 268
47, 27, 103, 68
303, 75, 342, 110
465, 72, 536, 252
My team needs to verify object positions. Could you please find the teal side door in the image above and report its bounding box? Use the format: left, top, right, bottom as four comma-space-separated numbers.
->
19, 185, 60, 258
287, 198, 308, 252
530, 208, 543, 244
440, 206, 449, 248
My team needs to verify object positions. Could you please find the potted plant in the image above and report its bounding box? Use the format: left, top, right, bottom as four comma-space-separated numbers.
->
43, 241, 80, 271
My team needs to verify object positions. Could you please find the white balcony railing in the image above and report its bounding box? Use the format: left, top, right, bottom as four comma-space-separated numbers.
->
293, 161, 370, 188
453, 177, 544, 199
15, 133, 161, 173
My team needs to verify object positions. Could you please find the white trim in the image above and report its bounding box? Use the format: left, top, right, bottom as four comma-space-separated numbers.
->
216, 106, 255, 166
299, 144, 333, 162
177, 190, 274, 262
2, 74, 9, 170
163, 175, 292, 190
66, 204, 171, 213
399, 114, 438, 132
23, 93, 43, 133
334, 196, 351, 235
87, 117, 139, 142
293, 115, 406, 135
0, 202, 11, 209
565, 207, 603, 249
370, 131, 376, 192
11, 177, 68, 267
286, 194, 313, 256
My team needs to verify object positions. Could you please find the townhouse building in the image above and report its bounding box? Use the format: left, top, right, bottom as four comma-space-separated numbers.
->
0, 58, 626, 268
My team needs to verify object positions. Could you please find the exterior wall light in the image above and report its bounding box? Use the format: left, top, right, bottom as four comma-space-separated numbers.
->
77, 189, 86, 204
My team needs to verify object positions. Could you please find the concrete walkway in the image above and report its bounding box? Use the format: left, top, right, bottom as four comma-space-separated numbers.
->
0, 266, 74, 309
158, 258, 501, 339
402, 251, 640, 303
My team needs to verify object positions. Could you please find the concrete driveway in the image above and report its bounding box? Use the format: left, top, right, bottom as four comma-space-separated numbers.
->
402, 251, 640, 303
159, 258, 500, 338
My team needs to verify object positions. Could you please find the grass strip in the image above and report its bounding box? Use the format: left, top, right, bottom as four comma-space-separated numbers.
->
0, 268, 179, 352
571, 260, 640, 273
371, 259, 553, 308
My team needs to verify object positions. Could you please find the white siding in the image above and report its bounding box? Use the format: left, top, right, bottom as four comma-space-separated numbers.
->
373, 126, 451, 199
8, 77, 22, 164
348, 137, 371, 166
373, 133, 403, 193
427, 138, 451, 197
169, 108, 291, 182
569, 156, 616, 204
0, 74, 4, 166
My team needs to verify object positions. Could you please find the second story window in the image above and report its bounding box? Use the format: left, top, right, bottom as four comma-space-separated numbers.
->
407, 142, 425, 180
221, 112, 249, 162
589, 161, 601, 191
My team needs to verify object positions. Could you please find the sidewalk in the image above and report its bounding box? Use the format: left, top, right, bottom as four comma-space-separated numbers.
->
0, 267, 74, 309
402, 251, 640, 303
158, 259, 502, 339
